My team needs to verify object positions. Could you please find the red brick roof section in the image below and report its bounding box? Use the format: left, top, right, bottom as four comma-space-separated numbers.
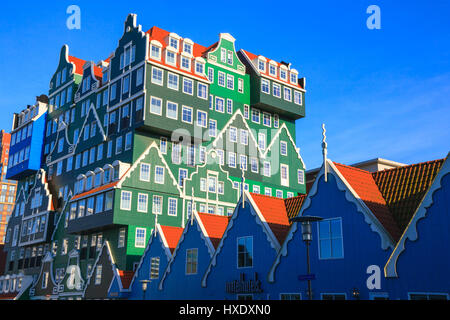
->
284, 194, 307, 223
333, 163, 402, 242
146, 26, 209, 82
118, 270, 134, 290
196, 212, 230, 249
159, 225, 184, 254
372, 158, 445, 232
249, 193, 292, 245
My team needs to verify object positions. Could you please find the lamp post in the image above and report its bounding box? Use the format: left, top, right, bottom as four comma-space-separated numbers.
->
140, 280, 151, 300
290, 215, 323, 300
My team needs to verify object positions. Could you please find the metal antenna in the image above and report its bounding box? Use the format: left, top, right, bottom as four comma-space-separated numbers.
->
191, 187, 195, 225
241, 168, 245, 208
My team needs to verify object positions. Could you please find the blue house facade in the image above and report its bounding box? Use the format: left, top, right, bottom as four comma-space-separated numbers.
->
268, 160, 399, 300
7, 97, 48, 181
384, 154, 450, 300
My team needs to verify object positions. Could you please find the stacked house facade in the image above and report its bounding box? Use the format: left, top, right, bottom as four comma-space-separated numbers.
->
1, 14, 307, 299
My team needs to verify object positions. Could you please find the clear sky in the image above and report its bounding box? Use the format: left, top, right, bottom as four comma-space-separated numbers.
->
0, 0, 448, 169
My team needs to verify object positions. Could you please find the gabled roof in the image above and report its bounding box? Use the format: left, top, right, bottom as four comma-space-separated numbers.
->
333, 162, 402, 242
117, 270, 134, 290
196, 212, 230, 249
159, 225, 184, 254
284, 194, 307, 222
249, 193, 291, 245
372, 158, 445, 232
146, 26, 209, 82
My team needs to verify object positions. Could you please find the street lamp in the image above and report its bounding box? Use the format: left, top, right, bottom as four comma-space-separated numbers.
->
140, 280, 151, 300
289, 215, 323, 300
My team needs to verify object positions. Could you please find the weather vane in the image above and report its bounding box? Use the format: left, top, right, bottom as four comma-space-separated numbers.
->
322, 123, 328, 182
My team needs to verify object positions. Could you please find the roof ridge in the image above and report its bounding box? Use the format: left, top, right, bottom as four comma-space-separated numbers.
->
373, 158, 445, 175
333, 161, 373, 175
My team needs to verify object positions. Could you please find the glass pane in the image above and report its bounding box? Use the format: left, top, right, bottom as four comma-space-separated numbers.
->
331, 238, 343, 258
319, 221, 330, 239
330, 219, 342, 238
319, 239, 331, 259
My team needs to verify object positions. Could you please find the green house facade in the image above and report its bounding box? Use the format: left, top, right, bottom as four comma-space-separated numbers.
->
2, 13, 307, 299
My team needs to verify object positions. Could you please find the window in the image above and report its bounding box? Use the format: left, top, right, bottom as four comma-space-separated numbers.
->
240, 155, 247, 171
150, 257, 160, 279
237, 236, 253, 268
284, 87, 292, 101
276, 190, 283, 198
318, 218, 344, 259
244, 105, 249, 119
258, 59, 266, 72
95, 265, 102, 285
42, 272, 49, 289
166, 50, 176, 65
321, 294, 346, 300
250, 157, 258, 173
197, 111, 207, 128
182, 78, 193, 95
172, 143, 181, 164
165, 101, 178, 120
120, 191, 132, 211
258, 133, 266, 150
150, 96, 162, 115
122, 75, 130, 94
409, 293, 448, 300
137, 193, 148, 213
135, 228, 146, 248
226, 74, 234, 90
110, 82, 117, 101
218, 71, 225, 87
252, 185, 260, 194
220, 48, 227, 63
198, 83, 207, 99
140, 163, 151, 182
298, 170, 305, 185
226, 99, 233, 114
95, 194, 104, 213
215, 97, 224, 113
168, 198, 177, 216
105, 191, 113, 211
151, 67, 163, 86
155, 166, 165, 184
186, 248, 198, 275
152, 195, 163, 214
181, 56, 190, 70
182, 105, 193, 124
118, 228, 126, 248
228, 152, 236, 168
178, 169, 188, 187
281, 141, 287, 156
209, 119, 217, 137
281, 294, 301, 300
87, 197, 95, 216
229, 127, 237, 143
261, 79, 270, 94
251, 108, 260, 123
207, 68, 214, 82
184, 42, 192, 54
195, 61, 204, 74
136, 67, 144, 87
263, 112, 271, 127
294, 91, 302, 105
274, 114, 279, 128
167, 73, 179, 90
263, 161, 271, 177
116, 136, 123, 154
150, 45, 161, 60
269, 64, 277, 76
238, 78, 244, 93
159, 137, 167, 154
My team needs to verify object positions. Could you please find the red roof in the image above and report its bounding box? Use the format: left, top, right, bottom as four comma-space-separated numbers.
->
333, 162, 402, 241
0, 292, 18, 300
71, 181, 118, 201
196, 212, 230, 249
240, 49, 304, 90
68, 55, 86, 75
249, 193, 291, 245
118, 270, 134, 289
284, 194, 307, 222
146, 26, 209, 82
159, 225, 184, 253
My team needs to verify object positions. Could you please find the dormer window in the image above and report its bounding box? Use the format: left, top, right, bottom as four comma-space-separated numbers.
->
290, 71, 298, 84
166, 49, 177, 66
280, 68, 287, 81
183, 42, 192, 55
169, 37, 179, 50
102, 69, 109, 83
151, 45, 161, 60
258, 59, 266, 72
181, 56, 190, 70
86, 174, 93, 190
103, 167, 111, 184
269, 64, 277, 76
195, 61, 204, 74
113, 164, 120, 180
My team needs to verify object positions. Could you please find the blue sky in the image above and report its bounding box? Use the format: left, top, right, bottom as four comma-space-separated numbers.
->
0, 0, 448, 169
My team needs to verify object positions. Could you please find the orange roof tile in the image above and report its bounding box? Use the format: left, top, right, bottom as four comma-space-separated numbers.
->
333, 163, 402, 242
159, 225, 184, 253
118, 270, 134, 289
372, 159, 444, 232
250, 193, 291, 245
146, 26, 209, 82
68, 55, 86, 75
197, 212, 230, 249
71, 181, 118, 201
284, 194, 307, 222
